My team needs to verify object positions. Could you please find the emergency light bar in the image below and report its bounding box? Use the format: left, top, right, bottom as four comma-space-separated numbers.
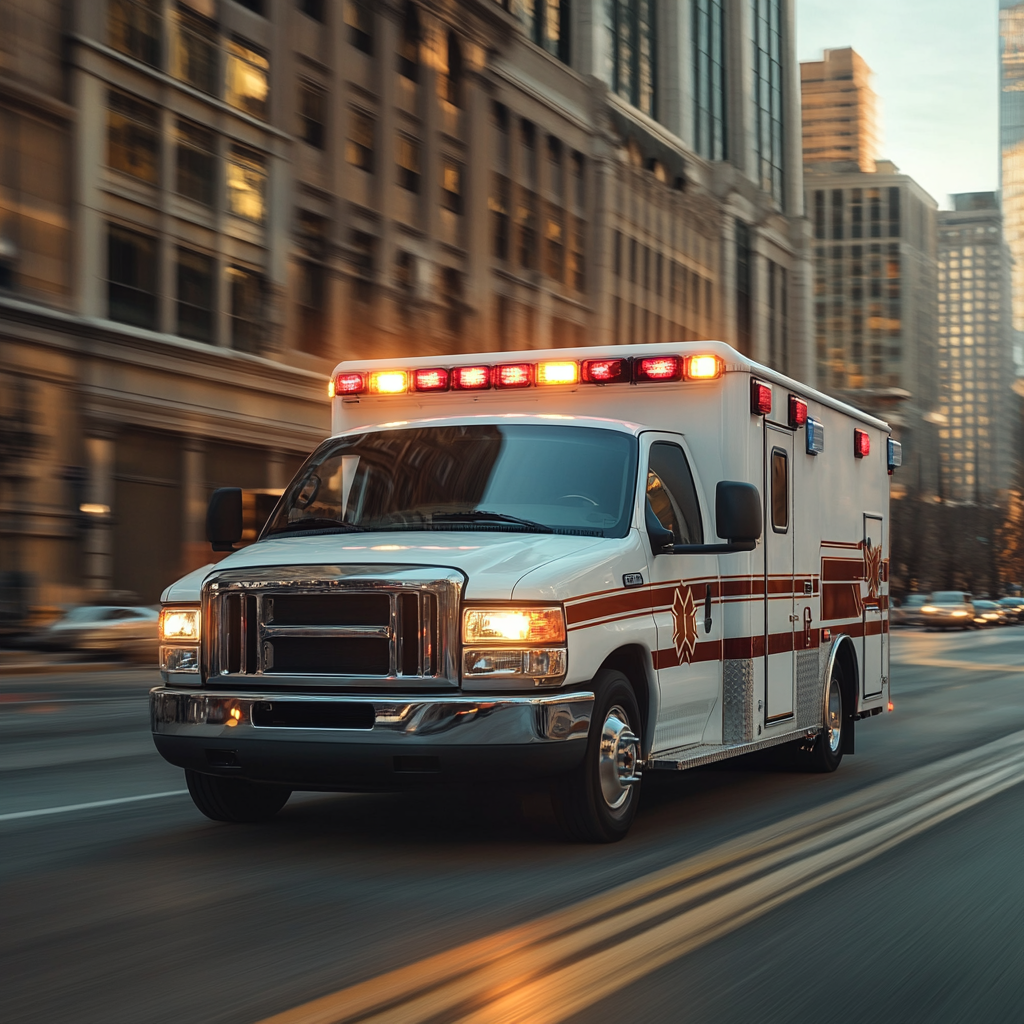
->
330, 354, 725, 397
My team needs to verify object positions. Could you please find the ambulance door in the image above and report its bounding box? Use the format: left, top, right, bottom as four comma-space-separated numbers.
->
642, 435, 722, 752
862, 514, 885, 698
764, 425, 795, 720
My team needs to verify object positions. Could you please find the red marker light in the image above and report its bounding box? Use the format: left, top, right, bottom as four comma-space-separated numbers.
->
788, 395, 808, 427
854, 429, 871, 458
888, 701, 894, 712
751, 379, 772, 415
495, 363, 533, 388
582, 358, 630, 384
452, 366, 492, 390
334, 372, 366, 395
635, 356, 683, 382
413, 368, 450, 392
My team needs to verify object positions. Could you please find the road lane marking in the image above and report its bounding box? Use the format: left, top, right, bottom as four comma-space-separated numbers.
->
892, 657, 1024, 673
0, 790, 188, 822
254, 729, 1024, 1024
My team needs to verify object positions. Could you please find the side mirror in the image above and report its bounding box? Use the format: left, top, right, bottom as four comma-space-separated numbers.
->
645, 499, 674, 553
207, 488, 242, 552
716, 481, 762, 545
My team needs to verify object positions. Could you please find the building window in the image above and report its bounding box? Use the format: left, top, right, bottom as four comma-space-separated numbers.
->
175, 120, 216, 206
300, 83, 326, 148
398, 4, 420, 81
570, 227, 586, 291
752, 0, 784, 206
226, 146, 267, 222
300, 0, 326, 22
345, 0, 372, 52
490, 176, 510, 260
228, 266, 265, 353
608, 0, 655, 116
346, 110, 375, 172
736, 220, 752, 355
396, 136, 420, 192
441, 159, 463, 214
172, 9, 217, 94
888, 187, 901, 238
693, 0, 726, 161
109, 0, 161, 68
548, 137, 564, 200
521, 0, 570, 62
851, 188, 863, 238
441, 267, 463, 338
494, 103, 510, 172
521, 120, 537, 188
234, 0, 264, 14
351, 230, 375, 307
545, 215, 564, 281
440, 32, 463, 106
226, 39, 269, 120
395, 250, 415, 292
176, 248, 215, 343
298, 261, 327, 355
517, 195, 537, 270
831, 189, 843, 240
108, 90, 160, 184
108, 224, 158, 330
571, 151, 585, 211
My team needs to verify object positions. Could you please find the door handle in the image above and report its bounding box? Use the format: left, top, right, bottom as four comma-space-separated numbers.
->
803, 606, 813, 648
704, 584, 712, 634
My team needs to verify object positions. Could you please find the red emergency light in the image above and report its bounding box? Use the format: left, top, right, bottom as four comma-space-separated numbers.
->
582, 358, 631, 384
854, 429, 871, 458
788, 395, 808, 427
495, 363, 533, 388
635, 356, 683, 382
451, 366, 492, 390
413, 368, 450, 392
334, 372, 366, 396
751, 379, 772, 415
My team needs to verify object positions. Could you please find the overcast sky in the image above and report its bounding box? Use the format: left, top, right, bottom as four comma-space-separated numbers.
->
796, 0, 1000, 208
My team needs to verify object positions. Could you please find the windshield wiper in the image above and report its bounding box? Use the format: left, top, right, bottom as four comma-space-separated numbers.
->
428, 511, 554, 533
267, 517, 365, 535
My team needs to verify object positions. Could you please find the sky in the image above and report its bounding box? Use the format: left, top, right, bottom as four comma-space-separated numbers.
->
796, 0, 1000, 209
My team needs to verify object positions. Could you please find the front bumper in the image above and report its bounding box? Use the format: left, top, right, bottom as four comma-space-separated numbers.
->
150, 687, 593, 789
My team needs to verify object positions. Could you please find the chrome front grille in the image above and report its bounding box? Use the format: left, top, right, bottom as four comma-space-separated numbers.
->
202, 565, 462, 689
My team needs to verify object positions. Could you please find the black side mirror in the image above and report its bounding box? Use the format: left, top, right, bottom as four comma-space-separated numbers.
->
645, 499, 674, 553
716, 481, 762, 544
207, 488, 242, 552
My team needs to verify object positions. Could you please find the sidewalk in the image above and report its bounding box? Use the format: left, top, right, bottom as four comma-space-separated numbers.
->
0, 651, 143, 677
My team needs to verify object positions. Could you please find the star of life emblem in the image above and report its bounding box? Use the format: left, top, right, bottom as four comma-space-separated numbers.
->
671, 586, 699, 664
863, 540, 883, 601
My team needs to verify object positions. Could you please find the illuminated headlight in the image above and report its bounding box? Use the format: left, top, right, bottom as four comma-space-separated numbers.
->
463, 607, 566, 644
160, 607, 201, 642
922, 606, 937, 614
951, 610, 969, 617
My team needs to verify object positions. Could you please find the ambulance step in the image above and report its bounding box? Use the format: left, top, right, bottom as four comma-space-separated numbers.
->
646, 730, 804, 772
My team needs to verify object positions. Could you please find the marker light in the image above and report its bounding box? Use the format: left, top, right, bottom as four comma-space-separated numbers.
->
369, 370, 409, 395
751, 379, 772, 415
636, 356, 683, 382
685, 355, 723, 380
887, 437, 903, 475
806, 417, 825, 455
496, 363, 533, 388
582, 358, 631, 384
334, 372, 366, 396
327, 379, 336, 399
463, 606, 567, 644
452, 366, 492, 390
536, 361, 579, 386
788, 395, 808, 427
854, 429, 871, 458
413, 368, 450, 392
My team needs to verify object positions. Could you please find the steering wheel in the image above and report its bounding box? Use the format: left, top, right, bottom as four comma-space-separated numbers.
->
557, 494, 600, 506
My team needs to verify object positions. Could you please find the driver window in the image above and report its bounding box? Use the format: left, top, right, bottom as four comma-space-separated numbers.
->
646, 442, 703, 545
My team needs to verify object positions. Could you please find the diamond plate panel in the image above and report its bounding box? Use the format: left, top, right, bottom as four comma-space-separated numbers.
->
722, 658, 754, 744
797, 649, 822, 730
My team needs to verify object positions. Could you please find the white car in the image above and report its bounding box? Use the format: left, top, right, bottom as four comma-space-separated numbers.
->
921, 592, 975, 630
41, 606, 159, 660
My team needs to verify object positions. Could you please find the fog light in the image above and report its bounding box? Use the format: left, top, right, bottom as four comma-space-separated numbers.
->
161, 646, 199, 673
462, 647, 567, 680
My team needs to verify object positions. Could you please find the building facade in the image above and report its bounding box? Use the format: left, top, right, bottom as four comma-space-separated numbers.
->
936, 193, 1016, 502
1, 0, 811, 608
1001, 1, 1024, 347
800, 47, 879, 174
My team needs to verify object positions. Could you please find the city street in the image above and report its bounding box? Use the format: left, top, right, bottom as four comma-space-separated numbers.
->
2, 627, 1023, 1024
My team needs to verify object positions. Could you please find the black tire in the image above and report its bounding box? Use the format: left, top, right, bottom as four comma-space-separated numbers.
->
550, 670, 642, 843
806, 662, 847, 773
185, 769, 291, 823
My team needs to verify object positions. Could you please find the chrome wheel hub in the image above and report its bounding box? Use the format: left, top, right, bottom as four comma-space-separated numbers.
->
826, 677, 843, 754
598, 704, 641, 810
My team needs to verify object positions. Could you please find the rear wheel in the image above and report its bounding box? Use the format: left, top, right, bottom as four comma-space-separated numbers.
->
185, 769, 291, 823
806, 663, 847, 773
551, 671, 642, 843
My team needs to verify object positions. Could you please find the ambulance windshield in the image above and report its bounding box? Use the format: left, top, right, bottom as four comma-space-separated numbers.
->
265, 424, 638, 539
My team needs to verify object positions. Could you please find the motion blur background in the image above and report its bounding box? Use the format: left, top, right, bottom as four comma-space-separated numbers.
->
1, 0, 1023, 639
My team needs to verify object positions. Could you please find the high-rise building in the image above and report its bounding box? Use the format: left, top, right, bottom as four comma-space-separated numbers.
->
1, 0, 811, 606
1001, 1, 1024, 344
936, 193, 1016, 502
800, 47, 879, 173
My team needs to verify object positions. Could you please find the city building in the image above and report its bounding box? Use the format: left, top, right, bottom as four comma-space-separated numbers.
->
1000, 1, 1024, 353
1, 0, 811, 607
800, 47, 879, 173
936, 193, 1016, 502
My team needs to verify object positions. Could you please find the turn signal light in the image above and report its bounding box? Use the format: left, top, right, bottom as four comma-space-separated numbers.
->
452, 366, 492, 390
636, 356, 683, 382
854, 429, 871, 458
368, 370, 409, 395
496, 363, 533, 388
334, 372, 366, 396
582, 358, 630, 384
685, 355, 723, 380
751, 379, 772, 415
789, 395, 808, 427
413, 368, 450, 392
536, 361, 579, 385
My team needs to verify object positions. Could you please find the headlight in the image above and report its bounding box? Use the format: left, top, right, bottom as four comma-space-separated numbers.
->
463, 606, 566, 644
922, 606, 937, 613
951, 610, 969, 617
160, 606, 201, 642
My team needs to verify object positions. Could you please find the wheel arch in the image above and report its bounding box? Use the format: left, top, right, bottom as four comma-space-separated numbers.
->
597, 644, 657, 756
825, 634, 858, 754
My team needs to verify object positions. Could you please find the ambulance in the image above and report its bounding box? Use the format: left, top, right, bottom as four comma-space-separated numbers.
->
151, 341, 900, 842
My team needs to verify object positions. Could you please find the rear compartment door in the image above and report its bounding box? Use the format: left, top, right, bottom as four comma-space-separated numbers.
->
862, 514, 885, 698
764, 425, 795, 721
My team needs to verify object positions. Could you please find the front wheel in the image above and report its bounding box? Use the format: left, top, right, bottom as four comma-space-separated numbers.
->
550, 670, 642, 843
806, 663, 847, 773
185, 769, 291, 823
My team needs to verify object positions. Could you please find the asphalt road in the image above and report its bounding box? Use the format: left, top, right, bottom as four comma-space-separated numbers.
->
2, 628, 1022, 1024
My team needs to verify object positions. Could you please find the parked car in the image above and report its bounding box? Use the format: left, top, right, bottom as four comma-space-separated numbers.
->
38, 606, 159, 660
921, 591, 976, 630
997, 596, 1024, 623
973, 600, 1008, 627
892, 593, 931, 627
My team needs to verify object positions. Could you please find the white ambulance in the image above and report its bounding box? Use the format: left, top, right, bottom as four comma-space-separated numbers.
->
152, 341, 900, 842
